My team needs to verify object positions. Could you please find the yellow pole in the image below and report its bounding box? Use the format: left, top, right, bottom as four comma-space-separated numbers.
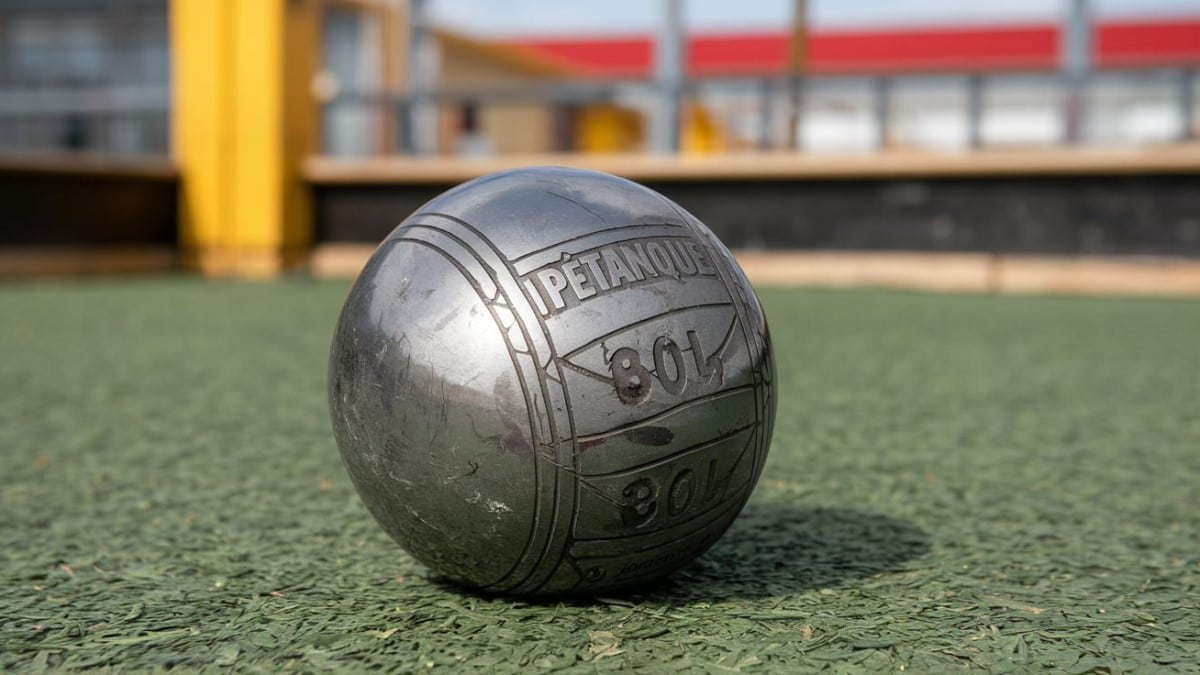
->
172, 0, 316, 277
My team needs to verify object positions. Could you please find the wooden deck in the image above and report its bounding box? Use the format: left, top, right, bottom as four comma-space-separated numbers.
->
304, 145, 1200, 184
312, 244, 1200, 297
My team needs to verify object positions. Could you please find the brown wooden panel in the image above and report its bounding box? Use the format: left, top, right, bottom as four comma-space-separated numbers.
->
0, 157, 178, 248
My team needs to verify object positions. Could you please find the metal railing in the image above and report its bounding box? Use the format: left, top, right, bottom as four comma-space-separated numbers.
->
0, 69, 1194, 158
319, 67, 1199, 157
0, 85, 170, 155
0, 0, 170, 156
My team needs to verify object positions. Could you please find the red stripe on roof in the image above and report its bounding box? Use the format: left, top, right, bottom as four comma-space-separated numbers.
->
806, 25, 1057, 74
688, 33, 790, 76
1097, 19, 1200, 67
508, 18, 1200, 78
511, 37, 652, 78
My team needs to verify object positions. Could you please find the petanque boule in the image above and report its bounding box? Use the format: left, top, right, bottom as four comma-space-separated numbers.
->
328, 166, 776, 596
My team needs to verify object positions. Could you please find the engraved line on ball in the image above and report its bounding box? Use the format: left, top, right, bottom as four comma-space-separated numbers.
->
575, 384, 757, 445
419, 212, 583, 595
581, 421, 756, 480
560, 301, 733, 361
667, 203, 771, 482
395, 225, 574, 591
391, 236, 550, 587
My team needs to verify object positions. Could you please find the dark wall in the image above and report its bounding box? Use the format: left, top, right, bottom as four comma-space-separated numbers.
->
0, 167, 178, 247
314, 174, 1200, 257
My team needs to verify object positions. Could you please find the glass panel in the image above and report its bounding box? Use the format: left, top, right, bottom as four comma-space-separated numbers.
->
1086, 71, 1185, 145
889, 77, 971, 151
321, 6, 387, 157
800, 79, 879, 153
980, 75, 1064, 147
0, 1, 169, 155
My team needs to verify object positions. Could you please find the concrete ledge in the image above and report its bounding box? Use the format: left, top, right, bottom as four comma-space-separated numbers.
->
735, 251, 1000, 293
305, 145, 1200, 184
179, 246, 314, 279
740, 251, 1200, 296
310, 243, 382, 280
312, 244, 1200, 297
995, 255, 1200, 296
0, 247, 177, 279
0, 153, 177, 180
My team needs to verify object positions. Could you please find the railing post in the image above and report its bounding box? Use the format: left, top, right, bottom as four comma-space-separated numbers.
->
404, 0, 435, 155
874, 76, 891, 151
786, 0, 808, 151
652, 0, 684, 153
1061, 0, 1092, 144
788, 76, 805, 151
1180, 68, 1196, 141
966, 73, 984, 149
758, 78, 774, 150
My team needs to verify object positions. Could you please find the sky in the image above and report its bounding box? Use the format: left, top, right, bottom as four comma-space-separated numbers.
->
430, 0, 1200, 36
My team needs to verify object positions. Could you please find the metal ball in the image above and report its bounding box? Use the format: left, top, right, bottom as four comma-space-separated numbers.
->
328, 166, 776, 596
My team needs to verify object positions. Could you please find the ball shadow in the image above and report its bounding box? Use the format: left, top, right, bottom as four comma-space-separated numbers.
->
640, 503, 932, 602
425, 503, 930, 604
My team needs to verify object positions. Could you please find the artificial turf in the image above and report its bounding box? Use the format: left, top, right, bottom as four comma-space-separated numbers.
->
1, 278, 1197, 672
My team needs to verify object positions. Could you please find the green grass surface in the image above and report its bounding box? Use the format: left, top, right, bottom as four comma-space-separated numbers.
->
2, 279, 1198, 672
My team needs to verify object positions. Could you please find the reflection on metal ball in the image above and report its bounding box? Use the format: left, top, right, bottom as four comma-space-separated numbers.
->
329, 166, 775, 596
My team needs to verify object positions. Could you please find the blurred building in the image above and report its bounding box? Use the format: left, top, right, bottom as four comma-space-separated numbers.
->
507, 18, 1200, 152
2, 0, 1200, 291
3, 1, 1199, 157
311, 5, 1200, 156
0, 0, 169, 155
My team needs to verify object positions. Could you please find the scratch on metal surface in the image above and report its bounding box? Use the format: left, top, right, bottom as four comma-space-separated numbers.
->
546, 191, 607, 225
